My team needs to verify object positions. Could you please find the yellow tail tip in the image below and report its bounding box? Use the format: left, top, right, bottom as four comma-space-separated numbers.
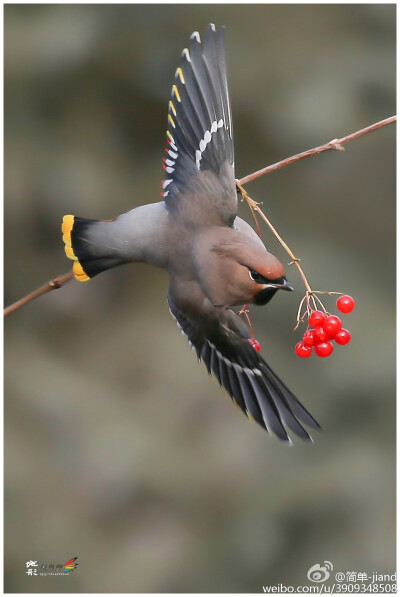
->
62, 215, 76, 260
73, 260, 90, 282
62, 215, 90, 282
61, 214, 74, 236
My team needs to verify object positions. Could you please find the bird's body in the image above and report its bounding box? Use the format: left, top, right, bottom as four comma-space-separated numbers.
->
62, 24, 319, 443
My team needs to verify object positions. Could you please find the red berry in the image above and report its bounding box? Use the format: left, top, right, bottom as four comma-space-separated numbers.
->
323, 315, 342, 337
295, 342, 313, 358
334, 328, 351, 345
249, 339, 261, 351
303, 329, 316, 346
337, 295, 355, 314
308, 310, 326, 328
314, 326, 329, 343
315, 341, 334, 357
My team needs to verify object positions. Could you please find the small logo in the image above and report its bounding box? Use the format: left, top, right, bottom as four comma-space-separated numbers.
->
26, 557, 79, 576
307, 561, 333, 583
63, 557, 78, 573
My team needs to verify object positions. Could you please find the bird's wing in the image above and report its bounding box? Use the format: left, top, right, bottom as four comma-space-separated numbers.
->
162, 24, 237, 226
168, 294, 320, 443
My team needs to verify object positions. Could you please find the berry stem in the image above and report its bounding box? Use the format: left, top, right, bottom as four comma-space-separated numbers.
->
311, 292, 328, 313
236, 181, 313, 294
295, 295, 307, 330
237, 305, 256, 339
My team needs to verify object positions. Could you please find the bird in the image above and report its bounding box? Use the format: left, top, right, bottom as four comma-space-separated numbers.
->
61, 24, 320, 443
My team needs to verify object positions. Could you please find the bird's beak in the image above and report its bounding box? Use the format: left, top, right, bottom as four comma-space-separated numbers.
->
266, 277, 294, 292
253, 277, 293, 305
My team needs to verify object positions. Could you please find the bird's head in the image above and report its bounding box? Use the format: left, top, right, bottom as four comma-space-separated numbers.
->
194, 228, 293, 307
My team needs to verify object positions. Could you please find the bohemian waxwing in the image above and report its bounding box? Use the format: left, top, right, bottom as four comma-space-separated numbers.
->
62, 24, 320, 443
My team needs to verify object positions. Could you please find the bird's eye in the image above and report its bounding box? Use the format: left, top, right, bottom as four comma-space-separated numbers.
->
249, 269, 265, 283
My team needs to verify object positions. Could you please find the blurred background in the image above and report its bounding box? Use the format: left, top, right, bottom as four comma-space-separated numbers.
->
4, 4, 395, 593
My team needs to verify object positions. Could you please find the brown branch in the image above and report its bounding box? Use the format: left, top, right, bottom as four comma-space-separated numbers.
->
4, 115, 396, 318
4, 271, 74, 317
238, 115, 396, 185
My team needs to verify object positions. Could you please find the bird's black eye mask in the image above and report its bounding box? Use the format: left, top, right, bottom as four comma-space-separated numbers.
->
248, 271, 294, 305
249, 269, 269, 283
249, 270, 287, 286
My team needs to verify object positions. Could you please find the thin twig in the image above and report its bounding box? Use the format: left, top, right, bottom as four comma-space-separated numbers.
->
236, 181, 313, 293
4, 116, 396, 318
238, 115, 396, 185
4, 271, 74, 317
238, 188, 341, 328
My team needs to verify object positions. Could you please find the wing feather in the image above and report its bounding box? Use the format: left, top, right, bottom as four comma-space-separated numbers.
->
162, 24, 236, 225
168, 296, 319, 443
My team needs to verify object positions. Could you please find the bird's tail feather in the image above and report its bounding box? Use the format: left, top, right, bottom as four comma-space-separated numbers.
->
62, 215, 122, 281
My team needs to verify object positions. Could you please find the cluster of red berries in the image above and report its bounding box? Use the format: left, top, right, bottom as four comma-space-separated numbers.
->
295, 295, 355, 358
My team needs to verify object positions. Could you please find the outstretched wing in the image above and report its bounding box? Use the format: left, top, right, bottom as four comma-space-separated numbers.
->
168, 297, 320, 444
162, 24, 237, 225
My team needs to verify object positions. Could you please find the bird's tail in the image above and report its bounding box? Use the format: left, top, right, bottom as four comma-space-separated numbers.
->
62, 215, 123, 281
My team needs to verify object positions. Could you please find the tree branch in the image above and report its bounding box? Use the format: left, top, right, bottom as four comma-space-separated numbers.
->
4, 271, 74, 317
4, 115, 396, 318
238, 115, 396, 185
